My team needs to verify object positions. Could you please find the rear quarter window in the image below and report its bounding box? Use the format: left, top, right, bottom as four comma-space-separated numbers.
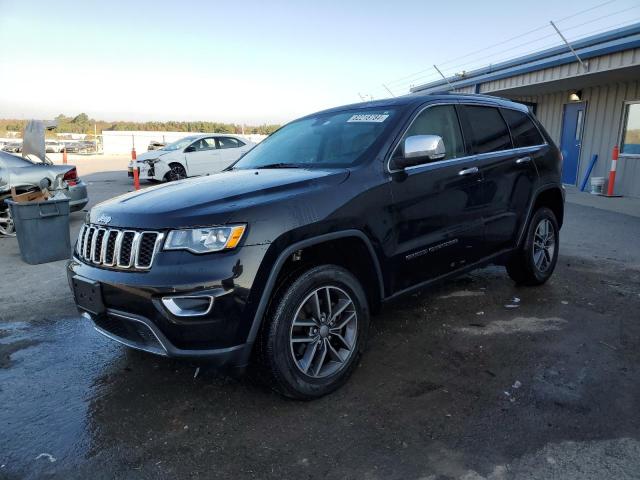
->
501, 108, 544, 147
461, 105, 512, 154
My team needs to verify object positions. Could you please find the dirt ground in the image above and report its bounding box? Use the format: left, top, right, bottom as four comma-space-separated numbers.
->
1, 163, 639, 479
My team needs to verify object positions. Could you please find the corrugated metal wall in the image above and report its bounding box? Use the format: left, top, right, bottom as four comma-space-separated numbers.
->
511, 80, 640, 197
479, 48, 640, 94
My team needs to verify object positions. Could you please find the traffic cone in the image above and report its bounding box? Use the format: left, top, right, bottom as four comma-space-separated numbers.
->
133, 167, 140, 191
604, 146, 623, 197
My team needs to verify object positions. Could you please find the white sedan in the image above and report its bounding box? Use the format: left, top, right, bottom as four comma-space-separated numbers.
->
128, 134, 255, 182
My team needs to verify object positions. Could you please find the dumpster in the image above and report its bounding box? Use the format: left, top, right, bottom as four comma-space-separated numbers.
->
5, 197, 71, 264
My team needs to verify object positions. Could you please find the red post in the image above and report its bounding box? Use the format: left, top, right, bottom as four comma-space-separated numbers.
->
606, 145, 619, 196
131, 147, 137, 160
133, 167, 140, 191
62, 147, 67, 164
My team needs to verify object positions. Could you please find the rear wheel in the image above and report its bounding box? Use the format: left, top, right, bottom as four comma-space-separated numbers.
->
507, 207, 559, 286
257, 265, 369, 399
165, 163, 187, 182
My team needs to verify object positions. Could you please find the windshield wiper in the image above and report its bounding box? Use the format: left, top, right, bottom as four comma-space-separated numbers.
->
254, 163, 302, 169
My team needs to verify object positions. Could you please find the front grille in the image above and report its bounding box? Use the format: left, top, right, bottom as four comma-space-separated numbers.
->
76, 224, 164, 271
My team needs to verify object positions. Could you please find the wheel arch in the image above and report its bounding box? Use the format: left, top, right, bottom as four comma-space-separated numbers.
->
245, 230, 384, 346
517, 185, 565, 247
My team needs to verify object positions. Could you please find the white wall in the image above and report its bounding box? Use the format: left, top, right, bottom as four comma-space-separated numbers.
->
102, 130, 266, 154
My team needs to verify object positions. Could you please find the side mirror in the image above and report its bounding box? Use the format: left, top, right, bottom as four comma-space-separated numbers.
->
184, 145, 196, 153
395, 135, 446, 169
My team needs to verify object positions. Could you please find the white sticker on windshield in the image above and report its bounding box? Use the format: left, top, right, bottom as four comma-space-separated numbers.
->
347, 113, 389, 123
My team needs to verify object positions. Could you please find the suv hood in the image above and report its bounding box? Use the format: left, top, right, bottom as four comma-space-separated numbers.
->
90, 168, 349, 231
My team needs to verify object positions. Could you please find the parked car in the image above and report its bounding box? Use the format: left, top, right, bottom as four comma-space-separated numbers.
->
0, 151, 89, 235
45, 140, 64, 153
2, 142, 22, 153
148, 140, 166, 151
69, 93, 564, 399
127, 134, 255, 181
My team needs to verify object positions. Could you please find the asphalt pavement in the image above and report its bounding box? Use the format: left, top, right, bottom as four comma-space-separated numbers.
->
1, 171, 639, 480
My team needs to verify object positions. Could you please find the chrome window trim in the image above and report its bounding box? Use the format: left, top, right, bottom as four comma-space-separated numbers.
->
386, 101, 548, 175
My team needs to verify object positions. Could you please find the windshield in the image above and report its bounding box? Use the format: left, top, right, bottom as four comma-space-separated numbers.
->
232, 108, 397, 169
161, 136, 201, 151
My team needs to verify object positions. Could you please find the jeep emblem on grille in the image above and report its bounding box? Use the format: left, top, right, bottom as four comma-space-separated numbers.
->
96, 214, 112, 225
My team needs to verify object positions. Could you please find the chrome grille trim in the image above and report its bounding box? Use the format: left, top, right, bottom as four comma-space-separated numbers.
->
75, 224, 162, 271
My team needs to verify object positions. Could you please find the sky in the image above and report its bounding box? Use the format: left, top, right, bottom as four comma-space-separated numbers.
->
0, 0, 638, 124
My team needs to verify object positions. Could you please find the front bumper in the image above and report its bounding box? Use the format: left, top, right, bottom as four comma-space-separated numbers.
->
67, 243, 270, 366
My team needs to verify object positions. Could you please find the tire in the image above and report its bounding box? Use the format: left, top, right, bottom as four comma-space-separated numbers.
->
507, 207, 559, 286
165, 163, 187, 182
0, 205, 15, 236
257, 265, 370, 400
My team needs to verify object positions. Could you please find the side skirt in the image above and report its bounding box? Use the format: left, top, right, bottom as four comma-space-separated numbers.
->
382, 248, 515, 303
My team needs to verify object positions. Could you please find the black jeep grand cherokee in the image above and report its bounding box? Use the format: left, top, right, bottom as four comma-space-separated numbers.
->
69, 93, 564, 399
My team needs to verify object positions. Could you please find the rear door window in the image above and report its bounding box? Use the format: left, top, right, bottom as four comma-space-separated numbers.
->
216, 137, 244, 149
461, 105, 512, 154
501, 108, 544, 147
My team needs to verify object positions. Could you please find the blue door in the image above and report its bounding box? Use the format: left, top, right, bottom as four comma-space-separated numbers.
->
559, 102, 585, 184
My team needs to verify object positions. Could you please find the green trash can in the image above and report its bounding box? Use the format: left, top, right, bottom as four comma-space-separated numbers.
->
5, 198, 71, 265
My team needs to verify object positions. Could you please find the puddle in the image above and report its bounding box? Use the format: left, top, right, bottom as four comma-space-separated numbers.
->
439, 290, 485, 299
458, 317, 567, 335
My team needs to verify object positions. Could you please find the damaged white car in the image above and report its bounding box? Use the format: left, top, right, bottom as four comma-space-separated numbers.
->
128, 134, 255, 182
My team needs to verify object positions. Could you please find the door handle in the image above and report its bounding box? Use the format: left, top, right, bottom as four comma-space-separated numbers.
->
458, 167, 479, 176
515, 156, 532, 164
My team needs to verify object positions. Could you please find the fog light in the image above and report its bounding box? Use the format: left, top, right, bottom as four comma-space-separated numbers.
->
161, 296, 214, 317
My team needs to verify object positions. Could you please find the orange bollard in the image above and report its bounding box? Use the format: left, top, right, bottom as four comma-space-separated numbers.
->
62, 147, 67, 164
133, 167, 140, 191
131, 147, 137, 160
606, 145, 619, 196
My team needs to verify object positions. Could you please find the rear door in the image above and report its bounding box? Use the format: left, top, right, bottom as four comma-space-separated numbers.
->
388, 103, 486, 293
458, 104, 539, 254
214, 137, 249, 171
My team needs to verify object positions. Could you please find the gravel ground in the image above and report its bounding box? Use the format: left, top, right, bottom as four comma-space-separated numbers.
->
0, 169, 639, 480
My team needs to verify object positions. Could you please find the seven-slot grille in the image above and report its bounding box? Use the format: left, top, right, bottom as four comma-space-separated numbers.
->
76, 224, 163, 270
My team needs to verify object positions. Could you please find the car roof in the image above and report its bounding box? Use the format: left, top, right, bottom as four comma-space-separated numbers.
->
304, 92, 530, 118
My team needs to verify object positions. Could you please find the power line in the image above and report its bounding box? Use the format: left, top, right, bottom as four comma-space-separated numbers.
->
384, 0, 623, 89
389, 12, 640, 93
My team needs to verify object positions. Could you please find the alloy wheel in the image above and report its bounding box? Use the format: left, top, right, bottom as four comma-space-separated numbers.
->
532, 218, 555, 273
0, 207, 15, 236
289, 286, 358, 378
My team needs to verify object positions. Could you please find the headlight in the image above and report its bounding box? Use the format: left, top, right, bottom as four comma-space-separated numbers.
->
164, 225, 246, 253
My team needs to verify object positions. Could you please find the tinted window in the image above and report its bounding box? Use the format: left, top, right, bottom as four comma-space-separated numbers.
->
501, 108, 544, 147
192, 137, 216, 151
462, 105, 512, 154
396, 104, 465, 161
217, 137, 244, 149
233, 108, 398, 169
621, 103, 640, 155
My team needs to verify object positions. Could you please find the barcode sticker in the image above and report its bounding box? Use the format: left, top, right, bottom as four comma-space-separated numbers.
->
347, 113, 389, 123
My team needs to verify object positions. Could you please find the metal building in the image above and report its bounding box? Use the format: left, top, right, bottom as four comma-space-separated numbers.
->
412, 23, 640, 197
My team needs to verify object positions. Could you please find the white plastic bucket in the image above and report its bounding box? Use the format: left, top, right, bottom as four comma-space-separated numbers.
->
590, 177, 605, 195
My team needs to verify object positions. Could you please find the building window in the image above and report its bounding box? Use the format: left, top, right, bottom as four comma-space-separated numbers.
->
621, 102, 640, 155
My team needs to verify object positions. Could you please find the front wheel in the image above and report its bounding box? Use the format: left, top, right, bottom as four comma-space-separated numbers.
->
507, 207, 559, 286
165, 163, 187, 182
257, 265, 370, 399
